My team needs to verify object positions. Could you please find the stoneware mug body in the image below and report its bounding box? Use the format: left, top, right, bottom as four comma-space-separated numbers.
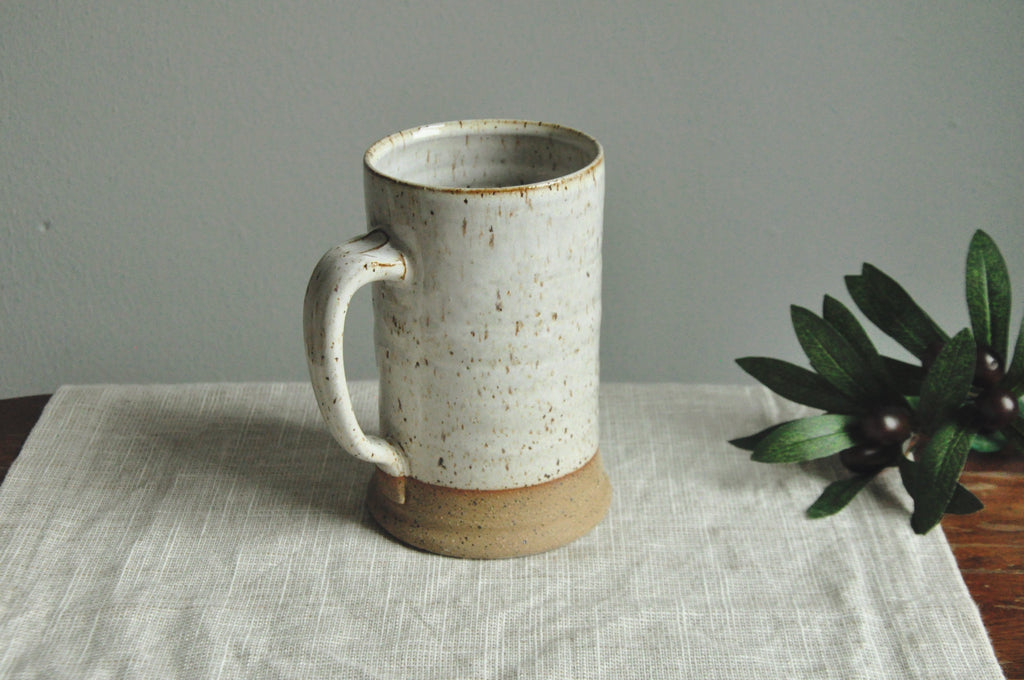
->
304, 120, 611, 558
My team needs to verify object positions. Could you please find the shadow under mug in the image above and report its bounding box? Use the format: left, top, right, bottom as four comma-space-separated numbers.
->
304, 120, 611, 558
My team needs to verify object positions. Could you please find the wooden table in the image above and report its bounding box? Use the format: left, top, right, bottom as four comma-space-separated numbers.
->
2, 393, 1022, 677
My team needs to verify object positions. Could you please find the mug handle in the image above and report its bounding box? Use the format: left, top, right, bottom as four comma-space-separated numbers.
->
303, 229, 410, 502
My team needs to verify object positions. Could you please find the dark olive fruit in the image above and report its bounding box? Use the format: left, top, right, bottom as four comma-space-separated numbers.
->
839, 443, 902, 475
973, 387, 1020, 431
859, 406, 913, 445
973, 345, 1005, 388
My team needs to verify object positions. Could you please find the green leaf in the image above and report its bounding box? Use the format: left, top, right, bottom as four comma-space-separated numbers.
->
736, 357, 861, 413
897, 453, 917, 499
965, 230, 1012, 360
945, 483, 984, 515
1003, 315, 1024, 394
822, 295, 880, 365
899, 456, 982, 515
910, 420, 976, 534
822, 295, 909, 404
806, 474, 876, 518
881, 356, 925, 396
1004, 411, 1024, 453
752, 414, 858, 463
846, 266, 948, 360
916, 328, 975, 435
970, 430, 1007, 453
729, 420, 794, 451
790, 305, 888, 405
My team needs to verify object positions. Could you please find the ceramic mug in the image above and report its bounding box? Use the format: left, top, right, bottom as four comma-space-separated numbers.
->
303, 120, 611, 558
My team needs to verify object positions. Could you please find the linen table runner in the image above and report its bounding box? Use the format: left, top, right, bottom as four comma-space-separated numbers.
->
0, 383, 1004, 678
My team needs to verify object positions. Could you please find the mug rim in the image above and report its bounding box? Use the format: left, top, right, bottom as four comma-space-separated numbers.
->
363, 119, 604, 194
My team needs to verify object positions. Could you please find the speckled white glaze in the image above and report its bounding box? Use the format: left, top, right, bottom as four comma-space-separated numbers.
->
305, 120, 603, 492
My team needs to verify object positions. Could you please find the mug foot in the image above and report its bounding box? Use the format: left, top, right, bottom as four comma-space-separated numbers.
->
366, 451, 611, 559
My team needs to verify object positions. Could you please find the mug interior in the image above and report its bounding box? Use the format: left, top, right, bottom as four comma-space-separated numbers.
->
365, 120, 602, 190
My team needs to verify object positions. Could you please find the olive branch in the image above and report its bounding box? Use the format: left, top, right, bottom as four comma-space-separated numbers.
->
731, 230, 1023, 534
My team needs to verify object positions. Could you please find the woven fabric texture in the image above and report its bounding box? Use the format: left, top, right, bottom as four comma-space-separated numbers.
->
0, 383, 1004, 679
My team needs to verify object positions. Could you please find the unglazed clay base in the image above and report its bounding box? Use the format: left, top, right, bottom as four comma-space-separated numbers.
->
366, 451, 611, 559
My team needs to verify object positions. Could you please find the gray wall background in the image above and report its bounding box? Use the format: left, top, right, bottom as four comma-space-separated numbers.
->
3, 2, 1023, 399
